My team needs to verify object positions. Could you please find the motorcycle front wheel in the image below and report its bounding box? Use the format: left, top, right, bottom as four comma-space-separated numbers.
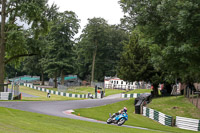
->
117, 118, 126, 126
106, 118, 112, 124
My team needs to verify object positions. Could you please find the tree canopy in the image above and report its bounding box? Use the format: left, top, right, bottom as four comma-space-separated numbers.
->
75, 17, 128, 82
119, 0, 200, 83
0, 0, 52, 90
118, 30, 162, 96
41, 11, 80, 88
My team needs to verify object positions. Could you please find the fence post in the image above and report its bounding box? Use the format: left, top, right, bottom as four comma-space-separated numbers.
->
184, 87, 186, 97
197, 94, 199, 108
189, 89, 191, 99
192, 91, 194, 104
172, 117, 175, 127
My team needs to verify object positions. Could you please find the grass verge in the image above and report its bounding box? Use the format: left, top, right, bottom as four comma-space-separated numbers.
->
9, 85, 80, 101
48, 86, 126, 97
0, 107, 161, 133
126, 89, 152, 94
73, 98, 197, 133
147, 96, 200, 119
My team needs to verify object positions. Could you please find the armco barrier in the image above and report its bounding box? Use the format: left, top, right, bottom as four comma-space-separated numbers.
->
121, 93, 142, 98
176, 116, 200, 131
22, 83, 88, 99
121, 93, 151, 98
143, 106, 173, 126
0, 92, 12, 100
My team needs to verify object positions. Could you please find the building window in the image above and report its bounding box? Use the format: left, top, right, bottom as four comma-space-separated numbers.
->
117, 81, 118, 84
121, 81, 123, 84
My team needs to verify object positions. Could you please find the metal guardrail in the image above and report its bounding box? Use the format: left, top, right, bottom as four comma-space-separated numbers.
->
176, 116, 200, 131
0, 92, 12, 100
143, 106, 173, 126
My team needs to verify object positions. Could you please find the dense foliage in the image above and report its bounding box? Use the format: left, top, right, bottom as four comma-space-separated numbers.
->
75, 18, 128, 82
119, 0, 200, 83
3, 0, 200, 91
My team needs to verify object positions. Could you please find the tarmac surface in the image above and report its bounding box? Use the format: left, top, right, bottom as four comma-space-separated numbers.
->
0, 98, 126, 118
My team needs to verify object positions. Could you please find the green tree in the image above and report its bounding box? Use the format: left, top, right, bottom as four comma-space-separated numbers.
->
75, 18, 129, 82
118, 31, 161, 96
42, 11, 79, 88
119, 0, 200, 83
0, 0, 50, 91
76, 18, 109, 82
103, 25, 128, 77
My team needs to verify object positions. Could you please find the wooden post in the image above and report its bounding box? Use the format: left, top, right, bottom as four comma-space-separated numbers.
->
184, 87, 186, 97
189, 89, 191, 100
192, 91, 194, 104
196, 94, 199, 108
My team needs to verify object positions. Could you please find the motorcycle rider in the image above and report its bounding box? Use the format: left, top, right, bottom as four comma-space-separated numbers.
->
112, 107, 127, 118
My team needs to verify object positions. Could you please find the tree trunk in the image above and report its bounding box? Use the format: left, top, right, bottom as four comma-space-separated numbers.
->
54, 71, 57, 88
41, 71, 44, 85
91, 45, 97, 85
0, 0, 6, 92
61, 69, 65, 85
153, 83, 159, 97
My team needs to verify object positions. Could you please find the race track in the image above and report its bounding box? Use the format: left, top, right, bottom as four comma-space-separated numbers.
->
0, 96, 165, 132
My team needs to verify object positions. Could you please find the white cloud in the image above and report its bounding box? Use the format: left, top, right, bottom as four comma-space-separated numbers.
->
48, 0, 124, 37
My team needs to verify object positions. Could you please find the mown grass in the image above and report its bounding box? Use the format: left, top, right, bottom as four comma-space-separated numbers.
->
126, 89, 152, 94
8, 85, 80, 101
73, 98, 197, 133
147, 96, 200, 119
0, 107, 161, 133
48, 86, 126, 96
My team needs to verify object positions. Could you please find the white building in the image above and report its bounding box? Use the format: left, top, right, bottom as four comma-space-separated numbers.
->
104, 77, 139, 90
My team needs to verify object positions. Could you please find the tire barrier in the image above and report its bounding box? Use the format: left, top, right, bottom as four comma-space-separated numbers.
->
121, 93, 148, 98
22, 83, 88, 99
143, 106, 173, 126
0, 92, 12, 100
176, 116, 200, 131
134, 93, 152, 114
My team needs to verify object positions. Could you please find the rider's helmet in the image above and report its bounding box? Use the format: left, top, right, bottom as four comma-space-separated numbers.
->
123, 107, 127, 113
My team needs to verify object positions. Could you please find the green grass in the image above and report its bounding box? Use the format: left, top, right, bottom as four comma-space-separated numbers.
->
126, 89, 152, 94
48, 86, 126, 96
73, 98, 197, 133
9, 85, 80, 101
147, 96, 200, 119
0, 107, 161, 133
104, 89, 126, 96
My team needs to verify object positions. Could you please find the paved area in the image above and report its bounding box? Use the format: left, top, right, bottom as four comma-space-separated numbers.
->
103, 93, 121, 99
0, 98, 126, 117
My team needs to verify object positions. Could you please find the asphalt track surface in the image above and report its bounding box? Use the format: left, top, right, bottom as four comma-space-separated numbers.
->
0, 95, 166, 132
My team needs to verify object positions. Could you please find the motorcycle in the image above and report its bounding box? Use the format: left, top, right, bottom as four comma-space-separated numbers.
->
106, 112, 128, 126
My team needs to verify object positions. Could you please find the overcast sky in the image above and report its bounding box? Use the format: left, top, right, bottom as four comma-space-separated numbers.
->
48, 0, 124, 36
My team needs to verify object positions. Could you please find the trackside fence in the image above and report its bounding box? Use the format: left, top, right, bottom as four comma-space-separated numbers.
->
138, 94, 200, 132
22, 83, 88, 99
176, 116, 200, 131
143, 106, 173, 126
0, 92, 12, 100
